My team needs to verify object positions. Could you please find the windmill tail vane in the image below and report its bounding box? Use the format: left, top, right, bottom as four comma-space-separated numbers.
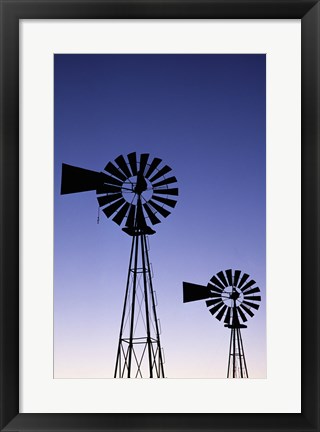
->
183, 269, 261, 378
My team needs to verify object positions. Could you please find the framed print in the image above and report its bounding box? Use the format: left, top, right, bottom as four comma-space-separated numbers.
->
0, 1, 319, 431
22, 21, 297, 414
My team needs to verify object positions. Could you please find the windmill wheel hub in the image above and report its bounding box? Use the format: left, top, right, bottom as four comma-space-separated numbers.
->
230, 290, 240, 300
122, 175, 152, 204
221, 286, 244, 307
134, 172, 148, 195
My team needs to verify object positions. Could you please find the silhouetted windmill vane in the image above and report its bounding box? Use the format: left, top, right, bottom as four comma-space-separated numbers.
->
183, 269, 261, 378
61, 152, 178, 378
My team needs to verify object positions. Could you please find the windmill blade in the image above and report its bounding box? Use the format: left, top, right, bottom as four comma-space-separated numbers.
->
209, 276, 225, 290
183, 282, 212, 303
152, 176, 177, 188
238, 273, 250, 289
209, 302, 224, 316
143, 203, 161, 225
225, 269, 233, 286
243, 300, 260, 310
61, 163, 103, 194
240, 303, 254, 318
126, 204, 136, 228
149, 165, 172, 183
112, 202, 130, 225
244, 295, 261, 302
207, 283, 224, 294
139, 153, 149, 175
127, 152, 138, 176
100, 172, 123, 187
152, 195, 177, 208
104, 161, 127, 181
243, 286, 260, 296
216, 304, 228, 321
148, 200, 171, 218
206, 298, 223, 307
217, 270, 229, 287
233, 270, 241, 287
145, 157, 162, 179
103, 197, 125, 218
209, 292, 224, 298
237, 306, 248, 323
115, 154, 132, 178
224, 307, 232, 324
241, 279, 256, 292
97, 193, 122, 207
96, 184, 122, 194
153, 187, 178, 196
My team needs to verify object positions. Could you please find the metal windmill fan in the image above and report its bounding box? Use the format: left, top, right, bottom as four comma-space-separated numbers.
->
204, 269, 261, 326
61, 152, 178, 378
61, 152, 178, 235
183, 269, 261, 378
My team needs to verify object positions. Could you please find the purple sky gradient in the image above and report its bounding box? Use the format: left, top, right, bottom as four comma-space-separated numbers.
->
54, 54, 266, 378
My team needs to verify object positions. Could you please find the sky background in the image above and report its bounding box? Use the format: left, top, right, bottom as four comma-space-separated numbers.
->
54, 54, 266, 379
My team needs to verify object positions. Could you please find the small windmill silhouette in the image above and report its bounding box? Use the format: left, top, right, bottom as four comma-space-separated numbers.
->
183, 269, 261, 378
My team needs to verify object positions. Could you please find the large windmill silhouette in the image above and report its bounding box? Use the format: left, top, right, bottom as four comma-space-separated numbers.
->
183, 269, 261, 378
61, 152, 178, 378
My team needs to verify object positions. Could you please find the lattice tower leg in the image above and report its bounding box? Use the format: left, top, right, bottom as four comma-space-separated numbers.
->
227, 328, 249, 378
114, 233, 165, 378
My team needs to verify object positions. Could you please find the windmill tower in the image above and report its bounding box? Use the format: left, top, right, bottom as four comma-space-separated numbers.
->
61, 152, 178, 378
183, 269, 261, 378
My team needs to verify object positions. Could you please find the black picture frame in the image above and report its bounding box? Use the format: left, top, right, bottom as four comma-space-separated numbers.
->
0, 1, 319, 431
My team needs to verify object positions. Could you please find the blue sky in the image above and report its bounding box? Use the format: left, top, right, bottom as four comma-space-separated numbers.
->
54, 54, 266, 378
